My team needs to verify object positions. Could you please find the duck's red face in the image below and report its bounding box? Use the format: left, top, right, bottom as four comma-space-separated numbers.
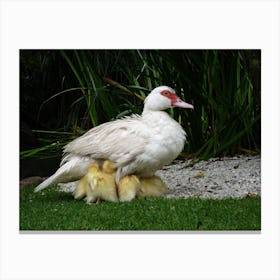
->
160, 89, 194, 109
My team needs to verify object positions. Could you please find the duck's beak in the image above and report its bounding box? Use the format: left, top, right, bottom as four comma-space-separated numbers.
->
173, 98, 194, 109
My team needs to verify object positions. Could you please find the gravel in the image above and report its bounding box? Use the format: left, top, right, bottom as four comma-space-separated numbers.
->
157, 154, 261, 199
59, 155, 261, 199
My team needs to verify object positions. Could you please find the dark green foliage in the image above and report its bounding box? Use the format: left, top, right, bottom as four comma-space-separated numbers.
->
20, 50, 260, 160
20, 185, 261, 231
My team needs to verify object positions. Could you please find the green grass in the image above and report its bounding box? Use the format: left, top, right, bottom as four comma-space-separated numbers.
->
20, 185, 261, 231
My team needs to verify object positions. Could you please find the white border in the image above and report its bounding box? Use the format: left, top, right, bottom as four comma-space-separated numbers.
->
1, 0, 280, 279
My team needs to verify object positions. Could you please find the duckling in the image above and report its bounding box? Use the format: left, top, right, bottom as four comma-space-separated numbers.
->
137, 175, 168, 198
73, 177, 87, 200
73, 163, 99, 201
74, 160, 118, 204
117, 175, 141, 202
74, 160, 141, 203
87, 161, 119, 203
74, 160, 168, 203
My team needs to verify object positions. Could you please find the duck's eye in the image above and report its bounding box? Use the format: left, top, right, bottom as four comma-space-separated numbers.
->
161, 91, 170, 97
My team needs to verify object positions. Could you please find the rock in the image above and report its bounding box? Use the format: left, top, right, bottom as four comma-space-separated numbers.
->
20, 176, 45, 188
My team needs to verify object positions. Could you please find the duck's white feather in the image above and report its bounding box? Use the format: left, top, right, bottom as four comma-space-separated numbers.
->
34, 155, 93, 192
62, 114, 148, 167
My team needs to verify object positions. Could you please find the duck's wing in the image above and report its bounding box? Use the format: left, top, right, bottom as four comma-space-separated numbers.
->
61, 115, 149, 167
34, 115, 149, 193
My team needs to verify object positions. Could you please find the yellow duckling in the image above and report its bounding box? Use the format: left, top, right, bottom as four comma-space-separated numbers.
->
75, 160, 142, 203
74, 160, 168, 203
137, 175, 168, 198
74, 160, 118, 204
117, 175, 141, 202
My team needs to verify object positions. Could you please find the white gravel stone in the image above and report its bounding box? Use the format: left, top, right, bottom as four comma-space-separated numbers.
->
156, 155, 261, 199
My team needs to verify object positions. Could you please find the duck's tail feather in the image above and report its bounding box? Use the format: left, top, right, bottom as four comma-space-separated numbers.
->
34, 175, 56, 192
34, 155, 94, 192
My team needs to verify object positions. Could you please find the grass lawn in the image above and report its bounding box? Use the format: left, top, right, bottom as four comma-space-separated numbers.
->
20, 184, 261, 231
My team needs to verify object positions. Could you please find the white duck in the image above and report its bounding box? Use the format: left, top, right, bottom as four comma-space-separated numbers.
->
34, 86, 193, 192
